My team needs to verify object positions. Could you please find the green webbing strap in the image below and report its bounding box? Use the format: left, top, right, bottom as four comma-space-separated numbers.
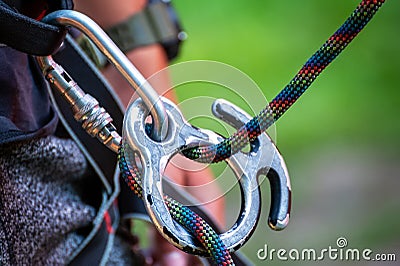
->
78, 1, 183, 68
106, 2, 180, 54
106, 7, 158, 52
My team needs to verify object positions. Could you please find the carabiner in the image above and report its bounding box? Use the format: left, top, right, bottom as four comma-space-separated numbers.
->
38, 10, 168, 141
122, 97, 291, 255
36, 55, 122, 153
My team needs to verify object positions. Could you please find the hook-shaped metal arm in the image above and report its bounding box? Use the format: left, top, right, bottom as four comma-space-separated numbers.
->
122, 96, 291, 255
212, 99, 291, 230
40, 10, 168, 141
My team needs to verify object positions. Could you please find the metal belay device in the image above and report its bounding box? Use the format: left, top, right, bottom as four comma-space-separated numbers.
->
36, 10, 292, 265
122, 96, 291, 255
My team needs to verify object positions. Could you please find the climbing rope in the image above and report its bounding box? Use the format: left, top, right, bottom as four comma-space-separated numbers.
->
118, 144, 234, 265
181, 0, 386, 163
118, 1, 386, 265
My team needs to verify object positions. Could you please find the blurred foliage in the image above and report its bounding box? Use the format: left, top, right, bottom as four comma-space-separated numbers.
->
170, 1, 400, 264
173, 0, 400, 153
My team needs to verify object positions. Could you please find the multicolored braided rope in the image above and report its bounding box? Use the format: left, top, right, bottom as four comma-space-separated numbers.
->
118, 144, 234, 266
118, 1, 385, 265
181, 0, 386, 163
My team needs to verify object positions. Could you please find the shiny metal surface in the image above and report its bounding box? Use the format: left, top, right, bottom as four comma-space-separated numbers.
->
122, 97, 291, 255
42, 10, 168, 141
212, 99, 291, 230
37, 56, 121, 153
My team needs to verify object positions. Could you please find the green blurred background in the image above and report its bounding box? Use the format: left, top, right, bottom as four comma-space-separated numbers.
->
170, 0, 400, 265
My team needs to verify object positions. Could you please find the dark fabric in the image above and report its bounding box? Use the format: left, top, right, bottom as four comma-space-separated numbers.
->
2, 0, 74, 14
0, 136, 95, 265
0, 1, 68, 56
0, 136, 139, 265
2, 0, 74, 20
0, 1, 144, 264
51, 0, 74, 11
0, 47, 58, 145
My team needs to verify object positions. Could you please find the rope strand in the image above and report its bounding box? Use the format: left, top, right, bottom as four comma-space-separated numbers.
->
181, 0, 386, 163
118, 144, 234, 265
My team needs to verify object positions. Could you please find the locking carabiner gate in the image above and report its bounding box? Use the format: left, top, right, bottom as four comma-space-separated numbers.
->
37, 10, 168, 142
37, 55, 122, 153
